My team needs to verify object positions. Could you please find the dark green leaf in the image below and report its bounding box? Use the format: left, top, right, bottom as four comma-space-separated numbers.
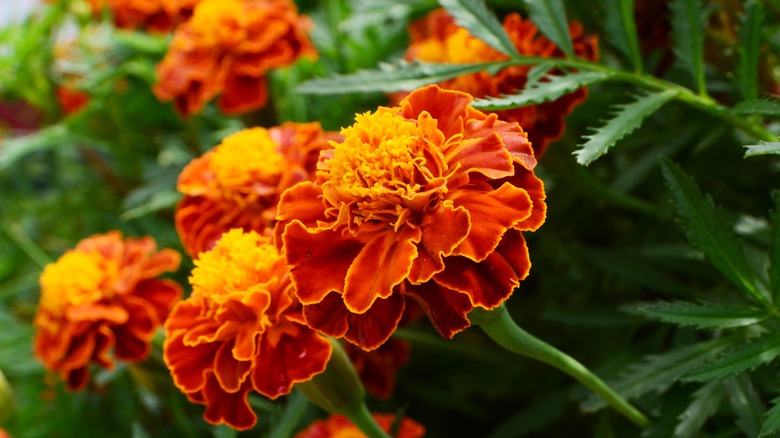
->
269, 390, 310, 438
682, 333, 780, 381
670, 0, 707, 94
737, 0, 766, 100
525, 62, 555, 86
525, 0, 575, 58
723, 375, 764, 438
744, 141, 780, 157
760, 397, 780, 437
660, 157, 765, 304
574, 90, 676, 165
472, 71, 611, 110
625, 301, 768, 329
674, 380, 723, 438
602, 0, 643, 71
732, 98, 780, 117
771, 193, 780, 302
439, 0, 520, 57
295, 60, 511, 94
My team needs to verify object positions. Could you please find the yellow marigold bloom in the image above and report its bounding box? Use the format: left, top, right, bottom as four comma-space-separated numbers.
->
277, 85, 546, 350
153, 0, 315, 116
164, 229, 332, 430
34, 232, 182, 391
176, 123, 335, 257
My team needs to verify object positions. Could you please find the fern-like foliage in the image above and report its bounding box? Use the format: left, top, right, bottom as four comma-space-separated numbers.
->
439, 0, 519, 58
472, 71, 611, 110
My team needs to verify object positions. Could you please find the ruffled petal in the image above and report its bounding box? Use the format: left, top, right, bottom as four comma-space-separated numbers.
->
274, 181, 327, 246
408, 204, 470, 284
502, 164, 546, 231
213, 340, 252, 393
132, 278, 182, 324
398, 85, 474, 139
444, 131, 514, 181
164, 330, 221, 393
403, 281, 473, 339
201, 376, 257, 431
218, 72, 268, 115
66, 303, 129, 324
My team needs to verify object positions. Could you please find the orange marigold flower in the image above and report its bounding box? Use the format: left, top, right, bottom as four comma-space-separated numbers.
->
153, 0, 315, 117
398, 9, 598, 157
163, 229, 332, 430
176, 123, 335, 257
87, 0, 199, 32
56, 86, 89, 115
34, 232, 182, 391
295, 413, 425, 438
277, 85, 546, 350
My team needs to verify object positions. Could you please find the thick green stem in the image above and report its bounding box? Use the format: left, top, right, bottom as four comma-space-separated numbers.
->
471, 306, 649, 428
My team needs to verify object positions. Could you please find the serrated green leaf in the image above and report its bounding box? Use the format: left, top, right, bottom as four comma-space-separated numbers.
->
682, 333, 780, 381
581, 338, 730, 411
732, 98, 780, 116
660, 157, 765, 304
724, 375, 764, 438
737, 1, 766, 100
674, 380, 723, 438
472, 71, 611, 110
525, 0, 575, 58
574, 90, 676, 165
602, 0, 643, 71
670, 0, 707, 94
526, 62, 555, 86
760, 397, 780, 437
295, 60, 511, 94
744, 141, 780, 157
439, 0, 519, 58
625, 301, 768, 329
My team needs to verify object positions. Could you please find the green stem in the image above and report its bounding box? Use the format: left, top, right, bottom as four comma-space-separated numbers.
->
471, 306, 649, 428
1, 222, 52, 269
343, 402, 391, 438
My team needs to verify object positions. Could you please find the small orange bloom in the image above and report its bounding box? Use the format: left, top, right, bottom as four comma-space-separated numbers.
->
153, 0, 315, 116
0, 428, 10, 438
164, 229, 332, 430
34, 232, 182, 391
175, 123, 335, 257
399, 9, 598, 157
87, 0, 199, 32
295, 413, 425, 438
56, 87, 89, 115
277, 85, 546, 350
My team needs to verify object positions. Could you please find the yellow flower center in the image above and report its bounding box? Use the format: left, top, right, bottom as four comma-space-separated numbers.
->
38, 251, 117, 317
185, 0, 246, 48
210, 128, 286, 191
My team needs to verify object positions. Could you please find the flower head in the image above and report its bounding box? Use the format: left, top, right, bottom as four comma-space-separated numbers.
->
164, 229, 332, 430
294, 413, 425, 438
176, 123, 334, 257
398, 9, 598, 157
34, 232, 182, 390
153, 0, 314, 116
277, 85, 546, 350
88, 0, 200, 32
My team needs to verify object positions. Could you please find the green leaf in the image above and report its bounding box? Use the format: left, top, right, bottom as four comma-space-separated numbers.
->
737, 0, 766, 100
624, 301, 768, 329
439, 0, 520, 58
295, 60, 511, 94
682, 333, 780, 381
525, 62, 555, 86
524, 0, 575, 58
580, 338, 730, 411
771, 192, 780, 302
269, 390, 310, 438
744, 141, 780, 157
660, 157, 765, 304
731, 98, 780, 117
760, 397, 780, 437
723, 375, 764, 438
602, 0, 643, 71
574, 90, 676, 165
674, 380, 724, 438
472, 71, 612, 110
670, 0, 707, 94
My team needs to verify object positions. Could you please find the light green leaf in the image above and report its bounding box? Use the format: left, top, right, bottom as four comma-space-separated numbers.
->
660, 157, 765, 304
670, 0, 707, 94
732, 98, 780, 116
682, 333, 780, 381
472, 71, 611, 110
674, 380, 723, 438
760, 397, 780, 437
574, 90, 676, 165
581, 338, 730, 411
439, 0, 520, 58
602, 0, 643, 71
525, 0, 575, 58
744, 141, 780, 157
625, 301, 768, 329
737, 0, 766, 100
724, 375, 764, 438
526, 62, 556, 86
296, 60, 511, 94
269, 390, 310, 438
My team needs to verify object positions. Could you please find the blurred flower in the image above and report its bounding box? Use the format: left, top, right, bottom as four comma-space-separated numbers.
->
0, 428, 10, 438
153, 0, 314, 116
175, 123, 335, 257
294, 413, 425, 438
277, 85, 546, 350
163, 229, 331, 430
398, 9, 598, 157
87, 0, 200, 32
56, 87, 89, 115
344, 339, 409, 399
34, 232, 182, 391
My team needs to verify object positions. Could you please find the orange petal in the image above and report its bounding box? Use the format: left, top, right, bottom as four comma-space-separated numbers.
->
214, 340, 252, 393
133, 278, 182, 324
164, 330, 220, 393
409, 204, 470, 284
451, 182, 532, 261
274, 181, 327, 247
403, 281, 473, 339
445, 131, 514, 181
140, 248, 181, 278
201, 376, 257, 430
502, 164, 546, 231
218, 72, 268, 115
66, 303, 128, 324
399, 85, 474, 139
343, 226, 421, 313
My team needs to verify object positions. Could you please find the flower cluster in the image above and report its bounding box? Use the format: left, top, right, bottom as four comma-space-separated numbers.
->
87, 0, 200, 32
399, 9, 598, 157
34, 232, 181, 390
153, 0, 314, 116
175, 123, 335, 257
277, 85, 546, 350
163, 229, 332, 430
295, 413, 425, 438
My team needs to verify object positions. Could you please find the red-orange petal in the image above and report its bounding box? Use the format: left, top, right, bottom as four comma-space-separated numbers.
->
409, 204, 470, 284
133, 278, 182, 324
274, 181, 327, 246
502, 164, 547, 231
214, 340, 252, 393
164, 330, 221, 393
399, 85, 474, 139
403, 280, 473, 339
217, 72, 268, 115
201, 376, 257, 430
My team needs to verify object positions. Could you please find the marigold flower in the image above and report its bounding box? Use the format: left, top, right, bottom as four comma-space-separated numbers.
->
163, 229, 332, 430
398, 9, 598, 157
34, 232, 182, 391
56, 86, 89, 115
277, 85, 546, 351
87, 0, 199, 32
153, 0, 314, 116
295, 413, 425, 438
176, 123, 334, 257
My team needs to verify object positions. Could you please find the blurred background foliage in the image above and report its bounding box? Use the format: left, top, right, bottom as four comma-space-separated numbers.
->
2, 0, 780, 436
